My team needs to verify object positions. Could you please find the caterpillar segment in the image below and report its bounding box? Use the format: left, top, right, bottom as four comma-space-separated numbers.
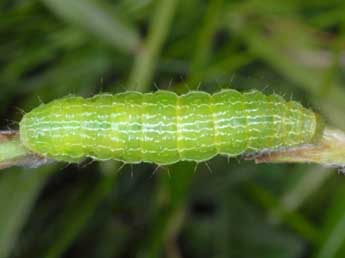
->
19, 90, 324, 165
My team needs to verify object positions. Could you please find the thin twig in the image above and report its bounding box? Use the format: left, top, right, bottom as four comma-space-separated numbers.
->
246, 127, 345, 171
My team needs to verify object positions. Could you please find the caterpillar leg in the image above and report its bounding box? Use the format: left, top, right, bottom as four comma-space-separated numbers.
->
153, 165, 172, 177
204, 161, 214, 174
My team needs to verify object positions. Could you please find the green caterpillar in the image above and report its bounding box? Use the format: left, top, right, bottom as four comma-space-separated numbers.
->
19, 90, 324, 165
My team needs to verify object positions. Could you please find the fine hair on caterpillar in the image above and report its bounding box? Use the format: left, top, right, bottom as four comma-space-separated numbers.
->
19, 89, 325, 166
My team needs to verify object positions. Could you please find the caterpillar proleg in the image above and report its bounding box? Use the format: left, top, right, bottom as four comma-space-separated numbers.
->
19, 90, 324, 165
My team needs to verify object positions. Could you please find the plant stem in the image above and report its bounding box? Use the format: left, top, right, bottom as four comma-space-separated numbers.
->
247, 127, 345, 170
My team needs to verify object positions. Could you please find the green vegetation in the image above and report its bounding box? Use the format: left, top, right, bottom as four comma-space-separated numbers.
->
1, 0, 345, 257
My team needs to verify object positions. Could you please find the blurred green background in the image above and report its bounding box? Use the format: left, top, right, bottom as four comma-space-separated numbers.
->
1, 0, 345, 257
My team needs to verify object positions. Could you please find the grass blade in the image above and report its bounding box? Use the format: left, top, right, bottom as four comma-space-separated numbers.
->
0, 168, 50, 258
42, 0, 141, 53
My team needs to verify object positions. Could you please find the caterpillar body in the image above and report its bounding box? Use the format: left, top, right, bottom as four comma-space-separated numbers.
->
19, 90, 324, 165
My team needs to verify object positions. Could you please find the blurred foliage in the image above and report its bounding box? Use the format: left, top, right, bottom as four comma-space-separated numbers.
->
1, 0, 345, 257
